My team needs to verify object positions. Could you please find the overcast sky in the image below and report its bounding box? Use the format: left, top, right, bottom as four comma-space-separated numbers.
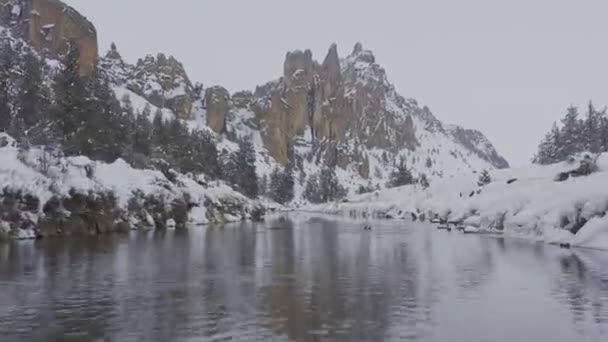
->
65, 0, 608, 166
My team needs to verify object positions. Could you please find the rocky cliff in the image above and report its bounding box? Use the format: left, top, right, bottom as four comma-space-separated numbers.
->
99, 45, 196, 120
211, 43, 509, 179
1, 0, 509, 184
0, 0, 97, 76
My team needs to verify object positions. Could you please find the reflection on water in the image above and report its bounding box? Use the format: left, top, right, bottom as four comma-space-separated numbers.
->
0, 213, 607, 341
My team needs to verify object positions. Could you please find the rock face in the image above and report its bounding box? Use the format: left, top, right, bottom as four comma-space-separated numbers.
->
246, 43, 421, 173
99, 49, 196, 120
205, 86, 230, 134
130, 53, 194, 120
0, 0, 98, 76
446, 125, 510, 169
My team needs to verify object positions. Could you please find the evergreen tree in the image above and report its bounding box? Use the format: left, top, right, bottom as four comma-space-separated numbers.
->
0, 40, 16, 132
269, 167, 282, 202
259, 174, 268, 196
534, 122, 562, 164
318, 166, 347, 202
559, 105, 584, 158
387, 157, 414, 188
15, 51, 46, 132
477, 169, 492, 186
600, 112, 608, 152
233, 137, 258, 198
53, 41, 88, 151
582, 101, 602, 153
269, 160, 295, 204
151, 109, 170, 159
303, 174, 322, 203
133, 111, 153, 156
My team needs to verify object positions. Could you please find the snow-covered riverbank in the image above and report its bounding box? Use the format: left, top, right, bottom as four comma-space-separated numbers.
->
304, 154, 608, 251
0, 134, 263, 240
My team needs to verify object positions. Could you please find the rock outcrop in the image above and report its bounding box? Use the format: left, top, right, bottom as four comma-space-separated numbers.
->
245, 43, 421, 175
99, 49, 196, 120
205, 86, 230, 134
0, 0, 97, 76
446, 125, 510, 169
129, 53, 195, 120
239, 42, 508, 175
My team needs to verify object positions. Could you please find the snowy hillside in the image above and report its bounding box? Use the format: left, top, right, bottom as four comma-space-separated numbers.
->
0, 133, 263, 240
97, 42, 510, 200
305, 153, 608, 251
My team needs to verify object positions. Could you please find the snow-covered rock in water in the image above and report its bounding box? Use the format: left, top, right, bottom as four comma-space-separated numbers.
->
463, 226, 480, 234
16, 228, 36, 240
166, 219, 176, 230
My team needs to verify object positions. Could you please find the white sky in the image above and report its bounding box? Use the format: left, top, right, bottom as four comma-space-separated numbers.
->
64, 0, 608, 166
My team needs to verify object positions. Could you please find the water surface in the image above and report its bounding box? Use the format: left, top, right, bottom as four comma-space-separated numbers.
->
0, 214, 607, 341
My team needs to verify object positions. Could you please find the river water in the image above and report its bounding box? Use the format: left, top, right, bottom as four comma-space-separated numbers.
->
0, 214, 607, 341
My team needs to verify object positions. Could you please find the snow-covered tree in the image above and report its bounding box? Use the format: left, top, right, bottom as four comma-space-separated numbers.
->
0, 40, 16, 132
534, 122, 562, 164
14, 51, 48, 136
387, 158, 414, 188
559, 105, 584, 158
232, 137, 258, 198
303, 174, 322, 203
259, 174, 268, 196
477, 169, 492, 186
269, 160, 295, 204
582, 102, 602, 153
318, 166, 347, 203
419, 173, 430, 189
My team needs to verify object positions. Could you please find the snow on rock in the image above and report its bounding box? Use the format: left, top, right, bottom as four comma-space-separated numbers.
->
0, 135, 263, 239
305, 154, 608, 251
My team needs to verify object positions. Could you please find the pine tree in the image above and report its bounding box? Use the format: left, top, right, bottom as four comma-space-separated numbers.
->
269, 161, 295, 204
282, 159, 295, 203
233, 137, 258, 198
559, 105, 584, 158
151, 109, 169, 159
477, 169, 492, 186
15, 51, 46, 132
0, 40, 16, 132
190, 129, 220, 177
259, 174, 268, 196
269, 167, 282, 202
534, 122, 562, 164
600, 111, 608, 152
53, 41, 88, 151
387, 157, 414, 188
318, 166, 347, 202
133, 111, 153, 156
303, 174, 322, 203
582, 101, 602, 153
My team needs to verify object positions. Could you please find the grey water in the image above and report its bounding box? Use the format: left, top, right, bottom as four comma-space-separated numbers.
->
0, 214, 607, 342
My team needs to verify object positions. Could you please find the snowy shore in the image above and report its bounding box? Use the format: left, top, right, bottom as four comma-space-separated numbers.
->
0, 134, 263, 240
304, 154, 608, 251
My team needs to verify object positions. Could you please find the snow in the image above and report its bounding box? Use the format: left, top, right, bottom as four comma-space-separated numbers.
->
0, 135, 260, 236
11, 5, 21, 17
305, 154, 608, 251
16, 229, 36, 240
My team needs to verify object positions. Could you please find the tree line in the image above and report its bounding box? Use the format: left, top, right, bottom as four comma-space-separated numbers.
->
534, 102, 608, 164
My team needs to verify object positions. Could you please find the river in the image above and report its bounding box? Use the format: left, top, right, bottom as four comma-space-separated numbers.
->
0, 214, 607, 341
